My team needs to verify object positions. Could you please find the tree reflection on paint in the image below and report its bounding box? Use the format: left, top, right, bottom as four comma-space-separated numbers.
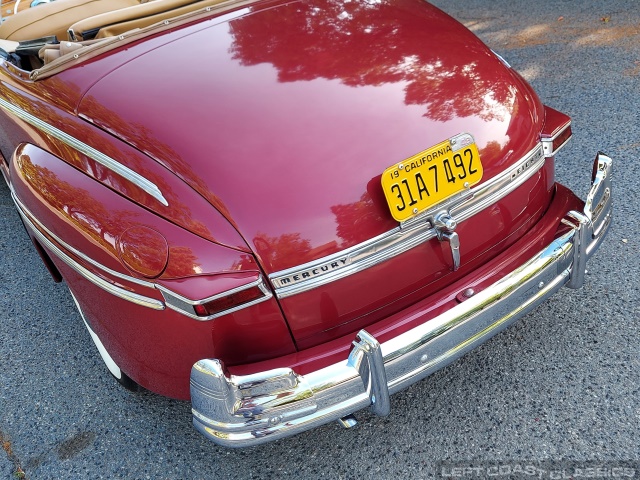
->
230, 0, 514, 122
253, 231, 312, 270
331, 192, 385, 247
18, 153, 128, 253
18, 153, 203, 278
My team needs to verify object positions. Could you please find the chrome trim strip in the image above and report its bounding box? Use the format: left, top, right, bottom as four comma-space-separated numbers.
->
271, 225, 438, 298
159, 276, 273, 321
12, 193, 157, 289
270, 144, 545, 298
17, 200, 165, 310
451, 144, 545, 223
0, 97, 168, 207
0, 161, 9, 185
491, 50, 511, 68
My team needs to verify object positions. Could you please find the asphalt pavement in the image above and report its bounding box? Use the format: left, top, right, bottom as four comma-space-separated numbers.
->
1, 0, 639, 478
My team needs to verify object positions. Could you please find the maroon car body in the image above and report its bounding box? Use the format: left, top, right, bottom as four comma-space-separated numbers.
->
0, 0, 612, 446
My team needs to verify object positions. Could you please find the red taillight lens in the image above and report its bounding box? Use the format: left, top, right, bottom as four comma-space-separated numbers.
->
541, 106, 572, 157
551, 124, 572, 153
160, 275, 273, 320
193, 286, 265, 317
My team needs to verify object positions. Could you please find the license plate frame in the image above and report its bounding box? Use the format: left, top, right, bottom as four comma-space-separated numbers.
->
381, 133, 484, 222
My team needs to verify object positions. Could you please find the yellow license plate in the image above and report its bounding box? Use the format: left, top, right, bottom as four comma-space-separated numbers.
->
381, 133, 483, 222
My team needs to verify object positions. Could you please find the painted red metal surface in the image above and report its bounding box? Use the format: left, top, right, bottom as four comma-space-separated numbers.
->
9, 143, 297, 399
0, 0, 580, 398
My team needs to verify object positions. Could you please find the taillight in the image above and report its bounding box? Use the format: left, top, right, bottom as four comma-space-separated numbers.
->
159, 275, 273, 321
541, 106, 572, 157
193, 285, 266, 317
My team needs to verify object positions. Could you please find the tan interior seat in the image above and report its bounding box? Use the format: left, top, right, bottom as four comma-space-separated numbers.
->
0, 0, 141, 42
70, 0, 228, 41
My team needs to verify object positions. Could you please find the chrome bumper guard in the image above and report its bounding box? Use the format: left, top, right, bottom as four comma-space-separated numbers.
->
190, 154, 612, 448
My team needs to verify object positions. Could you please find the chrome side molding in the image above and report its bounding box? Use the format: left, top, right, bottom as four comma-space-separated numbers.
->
0, 97, 168, 206
16, 196, 165, 310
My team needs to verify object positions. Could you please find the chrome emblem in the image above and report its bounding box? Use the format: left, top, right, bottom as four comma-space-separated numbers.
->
272, 256, 352, 288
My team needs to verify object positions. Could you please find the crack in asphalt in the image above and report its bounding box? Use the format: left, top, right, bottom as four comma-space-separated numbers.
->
0, 429, 27, 480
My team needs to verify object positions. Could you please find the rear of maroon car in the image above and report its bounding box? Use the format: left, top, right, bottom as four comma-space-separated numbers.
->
0, 0, 612, 447
181, 0, 610, 446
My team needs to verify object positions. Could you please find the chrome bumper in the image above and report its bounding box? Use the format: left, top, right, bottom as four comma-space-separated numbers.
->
190, 154, 612, 448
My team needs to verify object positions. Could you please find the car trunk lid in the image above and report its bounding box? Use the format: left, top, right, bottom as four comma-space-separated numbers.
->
77, 0, 549, 348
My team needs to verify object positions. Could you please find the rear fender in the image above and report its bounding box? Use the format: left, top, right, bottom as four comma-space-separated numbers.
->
9, 142, 296, 398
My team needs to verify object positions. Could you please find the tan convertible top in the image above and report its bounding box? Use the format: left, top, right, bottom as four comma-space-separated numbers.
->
69, 0, 201, 40
21, 0, 256, 80
0, 0, 140, 42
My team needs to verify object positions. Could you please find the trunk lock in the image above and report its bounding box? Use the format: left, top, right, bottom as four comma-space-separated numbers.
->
434, 213, 460, 271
